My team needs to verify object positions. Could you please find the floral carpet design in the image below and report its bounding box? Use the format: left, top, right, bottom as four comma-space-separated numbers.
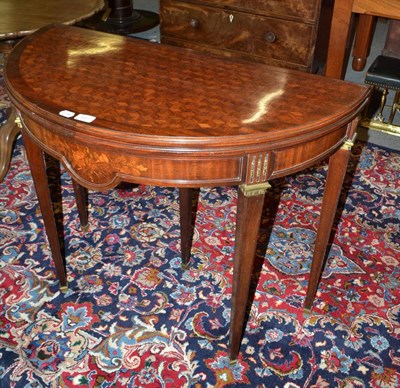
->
1, 84, 400, 387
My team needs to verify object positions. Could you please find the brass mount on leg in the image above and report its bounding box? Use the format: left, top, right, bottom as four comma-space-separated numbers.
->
239, 182, 271, 197
341, 133, 358, 151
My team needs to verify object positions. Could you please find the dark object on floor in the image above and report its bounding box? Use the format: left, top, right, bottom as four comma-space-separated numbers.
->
78, 0, 159, 35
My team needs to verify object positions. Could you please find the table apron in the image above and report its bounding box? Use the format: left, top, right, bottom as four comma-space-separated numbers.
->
21, 114, 350, 190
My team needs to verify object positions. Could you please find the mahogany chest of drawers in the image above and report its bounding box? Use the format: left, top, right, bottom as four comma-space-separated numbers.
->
160, 0, 333, 72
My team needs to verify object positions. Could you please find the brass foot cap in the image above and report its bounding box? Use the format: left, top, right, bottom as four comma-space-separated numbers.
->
81, 225, 90, 233
60, 284, 69, 293
181, 263, 189, 270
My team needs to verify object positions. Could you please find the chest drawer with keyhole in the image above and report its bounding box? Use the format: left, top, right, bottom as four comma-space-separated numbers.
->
160, 0, 333, 72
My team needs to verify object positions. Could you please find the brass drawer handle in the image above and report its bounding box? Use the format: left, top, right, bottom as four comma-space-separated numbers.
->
189, 18, 199, 28
265, 32, 277, 43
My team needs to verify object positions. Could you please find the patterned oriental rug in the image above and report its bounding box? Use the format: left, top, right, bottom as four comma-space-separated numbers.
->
1, 72, 400, 387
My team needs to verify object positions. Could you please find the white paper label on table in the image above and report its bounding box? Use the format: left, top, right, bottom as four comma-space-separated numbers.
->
59, 110, 75, 118
74, 114, 96, 123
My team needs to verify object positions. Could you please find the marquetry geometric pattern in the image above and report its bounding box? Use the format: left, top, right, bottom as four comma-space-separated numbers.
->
13, 26, 364, 140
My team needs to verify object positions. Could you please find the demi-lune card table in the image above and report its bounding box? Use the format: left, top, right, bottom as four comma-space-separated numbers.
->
5, 25, 370, 361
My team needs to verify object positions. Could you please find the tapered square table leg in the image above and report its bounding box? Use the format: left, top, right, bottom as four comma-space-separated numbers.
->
229, 184, 269, 361
72, 180, 89, 232
179, 188, 194, 269
21, 132, 68, 291
304, 139, 354, 311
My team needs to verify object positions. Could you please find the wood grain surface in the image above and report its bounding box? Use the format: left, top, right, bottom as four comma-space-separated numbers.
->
0, 0, 104, 39
160, 0, 333, 72
353, 0, 400, 18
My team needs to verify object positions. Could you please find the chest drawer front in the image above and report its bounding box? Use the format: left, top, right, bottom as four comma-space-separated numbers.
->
161, 1, 314, 67
176, 0, 319, 21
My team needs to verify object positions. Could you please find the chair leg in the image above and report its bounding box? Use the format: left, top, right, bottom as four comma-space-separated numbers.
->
72, 179, 89, 232
388, 90, 400, 125
374, 87, 388, 122
179, 188, 194, 269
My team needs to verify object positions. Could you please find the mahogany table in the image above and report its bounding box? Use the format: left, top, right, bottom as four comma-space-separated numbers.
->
0, 0, 104, 181
325, 0, 400, 79
5, 25, 370, 361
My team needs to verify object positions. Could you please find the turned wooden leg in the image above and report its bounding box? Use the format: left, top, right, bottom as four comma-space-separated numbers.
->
304, 138, 355, 311
179, 188, 193, 269
229, 183, 269, 361
72, 179, 89, 231
352, 15, 376, 72
21, 131, 68, 291
0, 106, 21, 182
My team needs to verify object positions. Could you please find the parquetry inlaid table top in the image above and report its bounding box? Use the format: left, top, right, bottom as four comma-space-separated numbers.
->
4, 24, 370, 361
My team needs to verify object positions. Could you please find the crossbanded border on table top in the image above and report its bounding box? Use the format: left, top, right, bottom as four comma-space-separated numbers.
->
7, 24, 369, 145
